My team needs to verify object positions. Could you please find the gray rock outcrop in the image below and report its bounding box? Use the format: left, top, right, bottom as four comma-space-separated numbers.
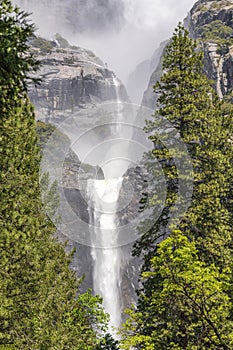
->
29, 37, 129, 127
141, 0, 233, 111
188, 0, 233, 99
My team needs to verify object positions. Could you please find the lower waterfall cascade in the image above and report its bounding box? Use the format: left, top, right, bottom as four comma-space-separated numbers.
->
87, 178, 123, 334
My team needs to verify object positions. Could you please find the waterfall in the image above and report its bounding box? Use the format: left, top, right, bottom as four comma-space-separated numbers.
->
113, 76, 123, 133
87, 178, 123, 334
86, 76, 127, 335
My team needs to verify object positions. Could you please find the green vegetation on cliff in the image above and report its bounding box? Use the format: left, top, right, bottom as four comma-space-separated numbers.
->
199, 19, 233, 52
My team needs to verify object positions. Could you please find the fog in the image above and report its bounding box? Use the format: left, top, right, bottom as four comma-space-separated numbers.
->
16, 0, 196, 85
74, 0, 196, 84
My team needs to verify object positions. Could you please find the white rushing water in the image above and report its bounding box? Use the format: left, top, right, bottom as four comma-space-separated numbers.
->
113, 76, 123, 133
87, 178, 123, 333
86, 77, 127, 335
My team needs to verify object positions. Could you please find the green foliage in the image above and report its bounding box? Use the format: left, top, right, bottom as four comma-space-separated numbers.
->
35, 120, 70, 151
121, 231, 233, 349
202, 20, 233, 39
210, 0, 233, 10
196, 4, 208, 12
123, 24, 233, 349
95, 333, 119, 350
0, 1, 108, 348
196, 1, 233, 14
0, 0, 39, 93
199, 20, 233, 49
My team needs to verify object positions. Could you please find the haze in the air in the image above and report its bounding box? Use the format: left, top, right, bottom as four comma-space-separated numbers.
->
15, 0, 195, 85
74, 0, 196, 83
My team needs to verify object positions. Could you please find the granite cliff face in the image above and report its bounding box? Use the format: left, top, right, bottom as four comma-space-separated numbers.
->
29, 36, 128, 128
127, 41, 168, 105
188, 0, 233, 99
141, 0, 233, 110
32, 36, 130, 298
188, 0, 233, 36
140, 41, 168, 110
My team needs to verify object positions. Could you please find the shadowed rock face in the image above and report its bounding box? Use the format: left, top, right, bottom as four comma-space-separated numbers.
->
188, 0, 233, 37
140, 0, 233, 111
14, 0, 125, 34
127, 40, 168, 105
188, 0, 233, 100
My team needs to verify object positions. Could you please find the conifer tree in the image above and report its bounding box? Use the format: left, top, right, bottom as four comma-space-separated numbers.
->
121, 24, 233, 349
133, 24, 233, 268
0, 1, 107, 348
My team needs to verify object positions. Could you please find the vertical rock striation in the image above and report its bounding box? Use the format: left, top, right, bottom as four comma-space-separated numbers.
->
141, 0, 233, 111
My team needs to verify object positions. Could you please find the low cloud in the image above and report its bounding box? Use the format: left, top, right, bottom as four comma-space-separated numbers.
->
15, 0, 196, 85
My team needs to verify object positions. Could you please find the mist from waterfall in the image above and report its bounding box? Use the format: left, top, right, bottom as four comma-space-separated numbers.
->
85, 77, 132, 334
87, 178, 123, 334
68, 0, 195, 86
15, 0, 195, 86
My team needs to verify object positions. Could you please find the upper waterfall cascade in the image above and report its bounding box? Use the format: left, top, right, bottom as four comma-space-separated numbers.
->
86, 77, 131, 334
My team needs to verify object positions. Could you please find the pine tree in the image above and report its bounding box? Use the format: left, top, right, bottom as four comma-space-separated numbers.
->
0, 1, 107, 348
121, 24, 233, 349
133, 24, 233, 268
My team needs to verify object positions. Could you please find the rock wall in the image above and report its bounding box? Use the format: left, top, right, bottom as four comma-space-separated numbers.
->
33, 37, 136, 305
188, 0, 233, 37
188, 0, 233, 99
30, 38, 129, 127
140, 41, 168, 110
141, 0, 233, 111
127, 40, 168, 105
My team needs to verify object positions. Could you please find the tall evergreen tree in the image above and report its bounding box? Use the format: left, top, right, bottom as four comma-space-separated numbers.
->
134, 24, 233, 268
121, 24, 233, 349
0, 1, 107, 348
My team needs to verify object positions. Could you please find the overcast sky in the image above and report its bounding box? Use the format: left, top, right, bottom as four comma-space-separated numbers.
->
72, 0, 196, 83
